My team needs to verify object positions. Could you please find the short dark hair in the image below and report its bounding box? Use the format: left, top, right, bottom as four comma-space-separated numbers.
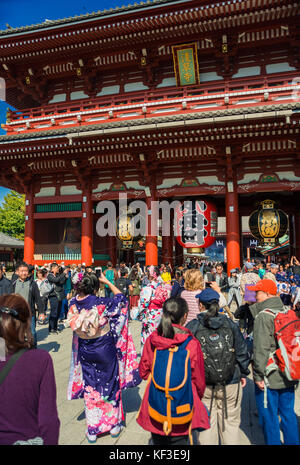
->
16, 262, 29, 271
50, 262, 58, 270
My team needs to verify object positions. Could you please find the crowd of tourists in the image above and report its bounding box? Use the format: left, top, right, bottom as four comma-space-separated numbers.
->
0, 254, 300, 446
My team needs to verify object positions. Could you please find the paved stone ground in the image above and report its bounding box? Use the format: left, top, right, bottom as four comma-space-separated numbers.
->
36, 316, 300, 446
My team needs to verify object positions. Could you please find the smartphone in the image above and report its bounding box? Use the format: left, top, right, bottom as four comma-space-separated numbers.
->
206, 272, 213, 282
95, 267, 102, 278
205, 282, 212, 288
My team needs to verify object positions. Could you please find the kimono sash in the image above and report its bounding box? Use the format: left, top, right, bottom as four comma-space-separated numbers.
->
67, 293, 141, 400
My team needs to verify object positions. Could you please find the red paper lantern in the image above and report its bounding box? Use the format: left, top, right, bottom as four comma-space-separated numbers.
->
175, 199, 218, 249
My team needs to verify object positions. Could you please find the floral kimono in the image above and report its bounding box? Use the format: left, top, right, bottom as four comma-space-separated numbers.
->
136, 281, 171, 353
67, 293, 141, 437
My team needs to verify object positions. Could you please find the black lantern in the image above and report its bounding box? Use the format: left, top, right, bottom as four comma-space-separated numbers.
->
248, 199, 288, 246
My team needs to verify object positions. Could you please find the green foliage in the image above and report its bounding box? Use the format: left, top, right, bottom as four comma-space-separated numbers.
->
0, 190, 25, 240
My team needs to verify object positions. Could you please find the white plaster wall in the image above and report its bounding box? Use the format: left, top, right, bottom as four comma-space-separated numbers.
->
197, 176, 223, 186
124, 82, 149, 92
125, 181, 144, 190
232, 66, 261, 78
96, 85, 120, 96
276, 171, 300, 181
157, 178, 184, 189
70, 90, 89, 100
60, 185, 82, 195
238, 173, 263, 184
266, 62, 296, 73
157, 77, 177, 88
35, 187, 56, 197
48, 93, 66, 103
92, 183, 112, 193
199, 72, 223, 82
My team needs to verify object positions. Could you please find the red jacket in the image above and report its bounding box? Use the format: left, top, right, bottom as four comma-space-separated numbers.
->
136, 324, 210, 436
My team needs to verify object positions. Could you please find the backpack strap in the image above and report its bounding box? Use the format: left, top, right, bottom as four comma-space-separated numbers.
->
0, 349, 28, 386
179, 336, 193, 351
260, 308, 277, 318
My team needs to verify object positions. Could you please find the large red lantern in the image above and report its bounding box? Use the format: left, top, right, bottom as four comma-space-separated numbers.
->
175, 199, 218, 252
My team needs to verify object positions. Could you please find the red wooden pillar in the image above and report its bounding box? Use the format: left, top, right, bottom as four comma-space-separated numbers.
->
108, 235, 117, 266
81, 191, 93, 266
24, 188, 35, 265
145, 189, 158, 266
225, 177, 240, 274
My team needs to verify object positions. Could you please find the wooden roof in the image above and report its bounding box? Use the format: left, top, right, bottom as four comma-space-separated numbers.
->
0, 232, 24, 248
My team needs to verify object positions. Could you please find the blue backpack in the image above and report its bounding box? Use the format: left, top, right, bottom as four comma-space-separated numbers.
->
148, 336, 194, 436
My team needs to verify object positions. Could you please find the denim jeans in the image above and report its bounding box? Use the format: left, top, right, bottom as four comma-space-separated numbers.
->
31, 313, 37, 348
48, 296, 62, 332
255, 384, 300, 445
59, 298, 69, 320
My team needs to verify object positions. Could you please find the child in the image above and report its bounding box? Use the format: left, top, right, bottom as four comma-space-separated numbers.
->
136, 297, 210, 445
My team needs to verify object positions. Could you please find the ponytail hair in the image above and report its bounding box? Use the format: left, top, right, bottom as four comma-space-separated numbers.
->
203, 300, 220, 326
157, 297, 188, 339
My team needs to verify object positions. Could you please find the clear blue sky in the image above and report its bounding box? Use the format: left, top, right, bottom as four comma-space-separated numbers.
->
0, 0, 139, 203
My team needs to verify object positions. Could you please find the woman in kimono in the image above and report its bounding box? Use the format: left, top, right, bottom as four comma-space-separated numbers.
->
67, 273, 141, 443
135, 266, 171, 354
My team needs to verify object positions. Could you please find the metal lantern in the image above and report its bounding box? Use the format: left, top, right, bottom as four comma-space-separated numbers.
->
116, 204, 144, 249
175, 199, 218, 252
116, 213, 134, 248
248, 199, 288, 246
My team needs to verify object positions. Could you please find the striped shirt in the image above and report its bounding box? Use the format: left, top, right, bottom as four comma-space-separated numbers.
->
181, 289, 201, 325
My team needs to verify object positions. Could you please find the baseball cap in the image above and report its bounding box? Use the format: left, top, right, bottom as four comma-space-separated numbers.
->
247, 279, 277, 295
195, 288, 220, 303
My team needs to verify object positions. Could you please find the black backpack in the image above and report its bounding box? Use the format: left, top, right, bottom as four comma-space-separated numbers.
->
192, 318, 236, 386
188, 316, 237, 431
116, 277, 128, 297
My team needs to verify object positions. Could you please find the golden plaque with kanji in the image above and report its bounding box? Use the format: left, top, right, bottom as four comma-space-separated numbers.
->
172, 43, 200, 87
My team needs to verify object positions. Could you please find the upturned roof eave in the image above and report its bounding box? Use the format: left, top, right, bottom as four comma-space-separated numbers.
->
0, 101, 298, 145
0, 0, 194, 38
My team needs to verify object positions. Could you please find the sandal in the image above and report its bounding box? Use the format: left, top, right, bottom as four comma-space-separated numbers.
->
86, 432, 97, 443
110, 427, 122, 439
